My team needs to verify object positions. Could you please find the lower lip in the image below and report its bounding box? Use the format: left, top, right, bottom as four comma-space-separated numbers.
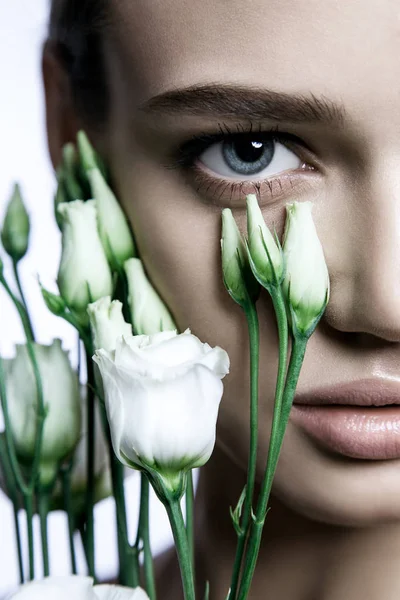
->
290, 404, 400, 460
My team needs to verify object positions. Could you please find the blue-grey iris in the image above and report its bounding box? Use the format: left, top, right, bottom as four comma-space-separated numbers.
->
222, 137, 275, 175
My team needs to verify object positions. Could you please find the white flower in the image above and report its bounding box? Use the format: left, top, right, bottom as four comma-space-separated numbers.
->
246, 194, 284, 287
93, 330, 230, 492
57, 200, 113, 318
124, 258, 176, 335
221, 208, 259, 307
88, 168, 136, 270
282, 201, 330, 336
4, 340, 81, 485
88, 296, 132, 352
8, 575, 149, 600
0, 386, 113, 514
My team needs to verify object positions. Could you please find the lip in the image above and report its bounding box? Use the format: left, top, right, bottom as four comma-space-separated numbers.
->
290, 379, 400, 460
293, 378, 400, 407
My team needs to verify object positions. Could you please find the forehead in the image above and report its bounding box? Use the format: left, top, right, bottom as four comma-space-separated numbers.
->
109, 0, 400, 129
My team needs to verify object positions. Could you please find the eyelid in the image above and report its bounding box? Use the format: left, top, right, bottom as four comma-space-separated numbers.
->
163, 121, 319, 174
186, 161, 320, 209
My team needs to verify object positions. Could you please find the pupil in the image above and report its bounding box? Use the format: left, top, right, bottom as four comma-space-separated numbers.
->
235, 140, 264, 162
223, 136, 274, 176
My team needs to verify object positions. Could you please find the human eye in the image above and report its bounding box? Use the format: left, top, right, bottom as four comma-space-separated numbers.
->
165, 122, 320, 208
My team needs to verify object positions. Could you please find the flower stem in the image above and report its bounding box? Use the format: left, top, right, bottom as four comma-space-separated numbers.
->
99, 399, 139, 587
13, 501, 24, 583
165, 497, 196, 600
0, 274, 34, 343
12, 259, 35, 341
186, 470, 195, 576
237, 334, 307, 600
85, 350, 96, 580
135, 473, 156, 599
23, 493, 35, 580
38, 488, 50, 576
61, 465, 77, 574
228, 301, 259, 600
0, 436, 24, 582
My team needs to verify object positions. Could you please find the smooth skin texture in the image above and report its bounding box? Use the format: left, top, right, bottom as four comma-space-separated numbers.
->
43, 0, 400, 597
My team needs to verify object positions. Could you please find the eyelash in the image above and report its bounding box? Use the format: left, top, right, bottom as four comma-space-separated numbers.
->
164, 121, 316, 206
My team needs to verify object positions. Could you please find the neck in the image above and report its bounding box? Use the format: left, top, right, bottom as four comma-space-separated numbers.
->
194, 445, 400, 599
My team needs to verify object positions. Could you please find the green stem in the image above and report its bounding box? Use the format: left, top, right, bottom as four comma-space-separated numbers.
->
23, 493, 35, 580
85, 351, 96, 579
165, 498, 196, 600
114, 456, 140, 586
12, 260, 35, 341
228, 302, 259, 600
78, 519, 90, 571
13, 501, 24, 583
186, 470, 195, 576
135, 473, 156, 599
38, 489, 50, 576
61, 466, 77, 574
0, 274, 34, 343
98, 396, 139, 587
237, 334, 307, 600
0, 436, 24, 583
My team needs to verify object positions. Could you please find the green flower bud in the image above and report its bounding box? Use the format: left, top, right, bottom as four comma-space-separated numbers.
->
62, 143, 85, 202
77, 130, 108, 180
54, 168, 68, 230
282, 201, 330, 337
77, 130, 98, 172
40, 284, 67, 317
124, 258, 176, 335
246, 194, 284, 288
221, 208, 260, 307
1, 183, 30, 262
88, 167, 137, 271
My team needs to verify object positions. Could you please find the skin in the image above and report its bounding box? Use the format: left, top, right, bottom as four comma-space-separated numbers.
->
42, 0, 400, 597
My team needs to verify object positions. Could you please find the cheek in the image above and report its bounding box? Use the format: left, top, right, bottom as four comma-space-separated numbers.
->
110, 150, 282, 471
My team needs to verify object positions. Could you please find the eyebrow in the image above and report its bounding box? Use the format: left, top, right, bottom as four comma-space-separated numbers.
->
138, 83, 347, 126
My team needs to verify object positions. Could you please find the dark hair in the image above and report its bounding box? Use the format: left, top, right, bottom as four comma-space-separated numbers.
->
48, 0, 110, 126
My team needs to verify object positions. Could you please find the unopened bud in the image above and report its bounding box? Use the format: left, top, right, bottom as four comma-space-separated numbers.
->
1, 183, 30, 262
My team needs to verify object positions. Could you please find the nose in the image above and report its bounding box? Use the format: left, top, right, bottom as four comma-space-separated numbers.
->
322, 161, 400, 343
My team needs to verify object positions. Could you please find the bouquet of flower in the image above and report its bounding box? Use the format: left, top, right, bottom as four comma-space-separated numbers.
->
0, 132, 329, 599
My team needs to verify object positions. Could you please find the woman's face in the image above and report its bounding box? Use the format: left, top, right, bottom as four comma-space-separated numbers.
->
91, 0, 400, 527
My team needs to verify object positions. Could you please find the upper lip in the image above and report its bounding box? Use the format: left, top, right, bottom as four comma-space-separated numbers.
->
293, 378, 400, 407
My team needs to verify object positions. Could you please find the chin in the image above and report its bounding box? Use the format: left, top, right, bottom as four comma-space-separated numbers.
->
272, 429, 400, 528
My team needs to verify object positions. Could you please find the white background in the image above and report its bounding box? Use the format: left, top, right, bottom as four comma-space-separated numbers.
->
0, 2, 178, 594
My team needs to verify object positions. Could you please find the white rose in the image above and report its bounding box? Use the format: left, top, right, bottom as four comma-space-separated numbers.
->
93, 330, 230, 492
0, 386, 113, 514
8, 575, 149, 600
124, 258, 176, 335
88, 296, 132, 352
282, 201, 330, 336
57, 200, 113, 319
5, 340, 81, 485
